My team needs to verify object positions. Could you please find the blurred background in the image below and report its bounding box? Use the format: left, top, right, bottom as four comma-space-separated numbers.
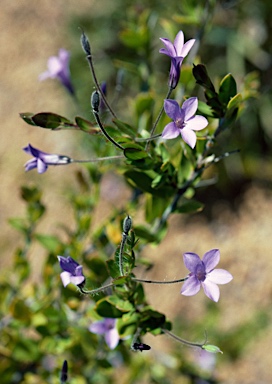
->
1, 0, 272, 383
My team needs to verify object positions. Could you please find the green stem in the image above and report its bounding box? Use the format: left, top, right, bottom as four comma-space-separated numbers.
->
78, 282, 114, 295
86, 54, 117, 118
93, 110, 124, 150
162, 329, 205, 349
132, 276, 188, 284
145, 87, 173, 151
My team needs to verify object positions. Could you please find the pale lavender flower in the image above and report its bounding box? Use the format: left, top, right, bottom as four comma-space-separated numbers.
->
161, 98, 208, 148
89, 318, 119, 349
39, 49, 74, 95
57, 256, 85, 288
23, 144, 71, 173
181, 249, 233, 302
160, 30, 195, 88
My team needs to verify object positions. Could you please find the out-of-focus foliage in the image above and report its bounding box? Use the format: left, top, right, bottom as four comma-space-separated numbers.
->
2, 0, 272, 383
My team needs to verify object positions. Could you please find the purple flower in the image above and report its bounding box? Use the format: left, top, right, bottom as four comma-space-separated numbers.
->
57, 256, 85, 287
161, 98, 208, 148
39, 49, 74, 95
181, 249, 233, 302
23, 144, 71, 174
160, 30, 195, 89
89, 318, 120, 349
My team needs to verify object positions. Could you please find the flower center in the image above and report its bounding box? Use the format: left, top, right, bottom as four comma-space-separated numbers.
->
175, 117, 185, 129
195, 263, 206, 282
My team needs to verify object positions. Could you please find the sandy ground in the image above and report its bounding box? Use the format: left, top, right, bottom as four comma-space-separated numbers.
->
1, 1, 272, 383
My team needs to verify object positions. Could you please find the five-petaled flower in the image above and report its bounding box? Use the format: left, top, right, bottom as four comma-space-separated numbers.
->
160, 30, 195, 89
181, 249, 233, 302
57, 256, 85, 288
161, 98, 208, 148
89, 318, 120, 349
39, 48, 74, 95
23, 144, 71, 174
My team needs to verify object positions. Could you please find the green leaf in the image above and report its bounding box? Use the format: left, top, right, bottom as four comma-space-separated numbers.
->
112, 119, 136, 137
31, 112, 74, 130
75, 116, 99, 134
107, 296, 134, 312
133, 225, 157, 242
34, 234, 62, 252
219, 73, 237, 106
197, 101, 214, 117
134, 93, 155, 117
106, 259, 120, 279
19, 112, 36, 126
8, 218, 28, 233
124, 147, 149, 160
174, 200, 204, 214
227, 93, 243, 110
95, 297, 124, 318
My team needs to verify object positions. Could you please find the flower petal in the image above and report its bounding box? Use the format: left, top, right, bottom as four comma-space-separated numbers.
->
89, 321, 107, 335
37, 158, 48, 174
173, 30, 184, 55
182, 97, 198, 120
161, 122, 180, 139
207, 269, 233, 285
159, 38, 175, 57
164, 99, 180, 120
60, 271, 71, 287
202, 280, 220, 302
183, 252, 201, 272
180, 39, 195, 57
185, 115, 208, 131
24, 159, 37, 172
202, 249, 220, 272
70, 275, 85, 286
105, 328, 119, 349
180, 128, 197, 148
181, 275, 201, 296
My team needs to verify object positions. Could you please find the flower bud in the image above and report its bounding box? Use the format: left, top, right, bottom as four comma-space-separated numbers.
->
202, 344, 223, 354
91, 90, 100, 113
80, 30, 91, 56
123, 215, 132, 235
60, 360, 68, 382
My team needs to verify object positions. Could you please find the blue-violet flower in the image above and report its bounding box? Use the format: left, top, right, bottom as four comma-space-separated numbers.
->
89, 318, 120, 349
160, 30, 195, 89
57, 256, 85, 287
23, 144, 71, 173
161, 98, 208, 148
181, 249, 233, 302
39, 48, 74, 95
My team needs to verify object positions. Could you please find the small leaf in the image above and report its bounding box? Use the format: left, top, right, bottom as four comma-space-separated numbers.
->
227, 93, 243, 110
219, 73, 237, 106
112, 119, 136, 137
20, 112, 36, 126
175, 200, 204, 214
75, 116, 99, 133
124, 147, 149, 160
35, 234, 62, 252
31, 112, 74, 130
95, 297, 124, 318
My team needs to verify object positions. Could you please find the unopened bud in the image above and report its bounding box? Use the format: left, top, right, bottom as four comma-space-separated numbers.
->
91, 91, 100, 113
60, 360, 68, 382
80, 30, 91, 56
202, 344, 223, 354
123, 215, 132, 235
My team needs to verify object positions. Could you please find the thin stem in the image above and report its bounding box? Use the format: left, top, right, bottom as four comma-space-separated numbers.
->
86, 54, 117, 118
78, 282, 114, 295
93, 110, 124, 150
145, 87, 173, 151
162, 329, 204, 349
135, 134, 162, 142
119, 232, 128, 276
72, 155, 124, 163
132, 276, 188, 284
